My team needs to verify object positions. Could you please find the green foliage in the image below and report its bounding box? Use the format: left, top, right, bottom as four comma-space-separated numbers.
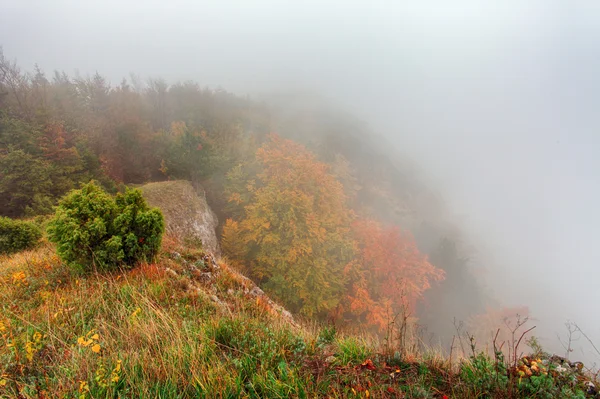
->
47, 182, 164, 271
335, 337, 370, 365
0, 115, 106, 218
113, 188, 165, 266
457, 351, 590, 399
460, 352, 508, 394
205, 316, 308, 397
0, 216, 42, 254
0, 150, 54, 217
515, 367, 587, 399
317, 326, 337, 347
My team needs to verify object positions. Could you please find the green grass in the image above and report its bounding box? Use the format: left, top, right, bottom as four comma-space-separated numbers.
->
0, 242, 596, 398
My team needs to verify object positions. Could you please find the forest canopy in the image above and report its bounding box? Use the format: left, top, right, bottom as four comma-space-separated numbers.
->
0, 49, 495, 337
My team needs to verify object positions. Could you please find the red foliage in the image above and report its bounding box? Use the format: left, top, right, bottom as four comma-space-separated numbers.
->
343, 219, 445, 331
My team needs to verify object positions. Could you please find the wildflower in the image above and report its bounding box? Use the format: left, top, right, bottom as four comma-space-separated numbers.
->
78, 380, 89, 392
78, 380, 89, 399
11, 271, 27, 286
25, 341, 35, 361
25, 331, 44, 361
94, 360, 122, 388
110, 360, 122, 383
77, 330, 100, 351
129, 307, 142, 321
95, 364, 108, 388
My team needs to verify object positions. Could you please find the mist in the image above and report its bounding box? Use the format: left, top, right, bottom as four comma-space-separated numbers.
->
2, 0, 599, 360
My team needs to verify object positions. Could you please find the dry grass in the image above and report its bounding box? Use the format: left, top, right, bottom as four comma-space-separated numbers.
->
1, 242, 597, 398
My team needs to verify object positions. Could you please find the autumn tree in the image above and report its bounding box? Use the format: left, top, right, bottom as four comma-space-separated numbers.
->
222, 135, 355, 317
343, 219, 445, 331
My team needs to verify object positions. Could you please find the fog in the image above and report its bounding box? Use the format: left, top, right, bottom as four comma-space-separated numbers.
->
2, 0, 599, 359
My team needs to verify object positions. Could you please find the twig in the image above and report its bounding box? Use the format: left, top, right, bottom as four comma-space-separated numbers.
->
573, 323, 600, 358
514, 326, 536, 366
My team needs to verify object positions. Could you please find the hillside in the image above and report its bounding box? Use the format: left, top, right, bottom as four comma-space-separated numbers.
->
0, 182, 597, 399
0, 49, 487, 341
2, 242, 598, 398
0, 52, 598, 398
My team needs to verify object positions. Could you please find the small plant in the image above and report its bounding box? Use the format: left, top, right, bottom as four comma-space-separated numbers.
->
47, 182, 164, 271
0, 216, 42, 255
317, 325, 337, 347
460, 351, 508, 394
336, 336, 370, 365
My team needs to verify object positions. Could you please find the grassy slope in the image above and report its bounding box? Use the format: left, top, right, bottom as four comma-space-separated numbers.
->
0, 239, 596, 398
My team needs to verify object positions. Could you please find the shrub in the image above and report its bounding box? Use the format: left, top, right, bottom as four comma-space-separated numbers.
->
47, 182, 164, 271
0, 216, 42, 254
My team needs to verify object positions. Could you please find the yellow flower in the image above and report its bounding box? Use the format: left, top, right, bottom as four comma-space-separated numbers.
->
25, 342, 35, 361
11, 271, 27, 286
129, 307, 142, 321
91, 344, 101, 354
78, 330, 100, 348
78, 380, 89, 392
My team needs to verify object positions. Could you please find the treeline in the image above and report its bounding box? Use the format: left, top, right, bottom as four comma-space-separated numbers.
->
0, 49, 489, 335
0, 49, 270, 217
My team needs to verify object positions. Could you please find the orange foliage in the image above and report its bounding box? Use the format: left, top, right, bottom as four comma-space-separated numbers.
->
343, 219, 445, 331
40, 121, 81, 165
225, 134, 355, 317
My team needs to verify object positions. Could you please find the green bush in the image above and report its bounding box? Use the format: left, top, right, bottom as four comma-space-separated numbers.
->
0, 216, 42, 254
47, 182, 164, 271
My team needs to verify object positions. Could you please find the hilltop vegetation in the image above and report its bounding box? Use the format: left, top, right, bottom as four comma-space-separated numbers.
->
0, 49, 488, 337
0, 235, 596, 398
2, 50, 598, 397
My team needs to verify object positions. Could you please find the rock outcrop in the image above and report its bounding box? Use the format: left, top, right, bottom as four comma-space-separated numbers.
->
139, 180, 220, 256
